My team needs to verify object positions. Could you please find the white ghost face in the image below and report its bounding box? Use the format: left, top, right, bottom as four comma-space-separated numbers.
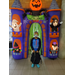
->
10, 19, 22, 32
12, 19, 19, 29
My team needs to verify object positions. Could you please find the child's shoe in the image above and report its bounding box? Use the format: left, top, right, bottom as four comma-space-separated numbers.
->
36, 64, 40, 68
31, 64, 35, 68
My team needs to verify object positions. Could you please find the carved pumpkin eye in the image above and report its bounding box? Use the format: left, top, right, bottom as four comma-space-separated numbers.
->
38, 0, 40, 2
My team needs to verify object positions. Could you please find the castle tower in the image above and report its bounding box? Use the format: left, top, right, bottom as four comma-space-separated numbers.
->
47, 0, 61, 58
10, 0, 25, 59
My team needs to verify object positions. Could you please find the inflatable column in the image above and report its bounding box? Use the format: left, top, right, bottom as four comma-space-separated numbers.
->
11, 8, 24, 59
47, 0, 61, 59
10, 0, 24, 59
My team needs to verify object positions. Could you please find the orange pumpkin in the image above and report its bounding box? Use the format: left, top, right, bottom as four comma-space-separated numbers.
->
30, 0, 42, 11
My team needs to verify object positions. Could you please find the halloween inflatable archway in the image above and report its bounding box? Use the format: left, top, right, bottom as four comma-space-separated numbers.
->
10, 0, 62, 59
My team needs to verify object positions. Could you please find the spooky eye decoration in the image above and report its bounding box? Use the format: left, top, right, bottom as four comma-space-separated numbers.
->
30, 0, 42, 11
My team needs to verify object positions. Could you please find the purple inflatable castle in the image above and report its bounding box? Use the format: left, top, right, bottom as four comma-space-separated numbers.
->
10, 0, 61, 59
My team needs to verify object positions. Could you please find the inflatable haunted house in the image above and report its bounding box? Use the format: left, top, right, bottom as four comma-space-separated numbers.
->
10, 0, 61, 59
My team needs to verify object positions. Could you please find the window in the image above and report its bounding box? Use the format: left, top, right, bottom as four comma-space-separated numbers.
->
50, 15, 59, 32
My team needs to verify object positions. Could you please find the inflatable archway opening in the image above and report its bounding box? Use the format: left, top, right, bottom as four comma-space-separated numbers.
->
29, 23, 42, 55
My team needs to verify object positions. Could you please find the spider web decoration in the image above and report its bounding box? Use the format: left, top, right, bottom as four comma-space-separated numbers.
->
43, 20, 46, 23
23, 19, 29, 24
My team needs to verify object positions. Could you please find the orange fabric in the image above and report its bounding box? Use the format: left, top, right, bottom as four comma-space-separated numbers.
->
13, 39, 21, 49
43, 32, 46, 37
24, 52, 27, 58
44, 42, 46, 46
56, 51, 57, 53
50, 15, 59, 22
25, 42, 27, 46
16, 32, 18, 35
47, 9, 61, 12
50, 52, 51, 54
49, 32, 59, 38
41, 24, 45, 28
19, 51, 21, 53
50, 39, 58, 48
13, 50, 15, 53
51, 47, 53, 50
57, 28, 58, 31
29, 21, 32, 24
25, 37, 27, 41
26, 24, 30, 28
10, 8, 25, 12
39, 21, 42, 24
12, 32, 22, 37
43, 29, 45, 32
26, 29, 29, 32
25, 32, 28, 37
44, 38, 46, 41
44, 52, 46, 57
44, 47, 46, 51
25, 47, 27, 51
30, 0, 42, 11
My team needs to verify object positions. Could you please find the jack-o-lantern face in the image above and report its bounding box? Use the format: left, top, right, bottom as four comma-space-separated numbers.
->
30, 0, 42, 11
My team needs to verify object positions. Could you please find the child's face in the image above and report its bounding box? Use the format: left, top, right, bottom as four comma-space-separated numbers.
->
34, 32, 38, 38
52, 45, 58, 50
12, 19, 19, 29
53, 20, 58, 26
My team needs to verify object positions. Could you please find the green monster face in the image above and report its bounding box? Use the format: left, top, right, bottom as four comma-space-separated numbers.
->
27, 14, 45, 20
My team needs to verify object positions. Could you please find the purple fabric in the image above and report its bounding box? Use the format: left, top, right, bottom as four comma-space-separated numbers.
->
53, 42, 56, 45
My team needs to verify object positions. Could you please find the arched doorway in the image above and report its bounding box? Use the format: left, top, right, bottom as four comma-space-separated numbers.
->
24, 21, 47, 58
13, 39, 21, 49
29, 23, 42, 55
50, 39, 58, 48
